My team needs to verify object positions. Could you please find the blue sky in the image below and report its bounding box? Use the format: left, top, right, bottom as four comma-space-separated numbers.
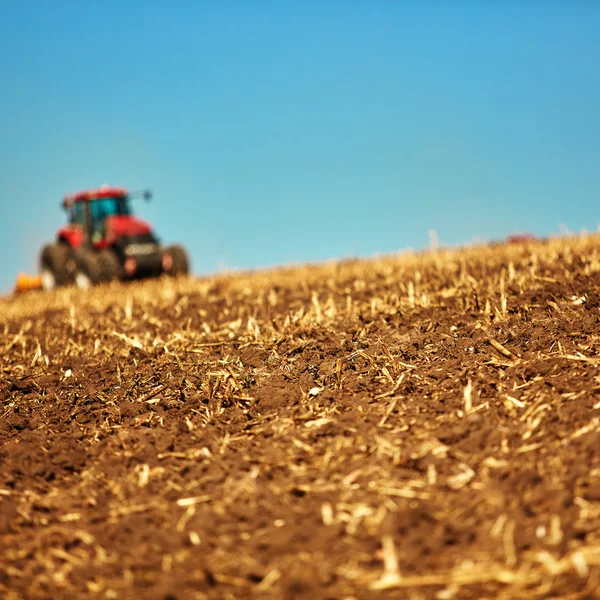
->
1, 1, 599, 292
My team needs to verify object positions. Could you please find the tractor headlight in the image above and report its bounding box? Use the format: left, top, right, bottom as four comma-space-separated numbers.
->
124, 257, 137, 276
124, 243, 157, 256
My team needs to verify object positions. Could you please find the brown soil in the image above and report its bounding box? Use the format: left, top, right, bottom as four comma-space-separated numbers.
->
2, 237, 600, 599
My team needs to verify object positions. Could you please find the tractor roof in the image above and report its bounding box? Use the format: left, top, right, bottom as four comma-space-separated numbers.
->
63, 185, 128, 207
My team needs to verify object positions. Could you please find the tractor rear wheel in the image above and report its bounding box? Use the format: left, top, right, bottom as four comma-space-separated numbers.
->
40, 243, 74, 290
166, 245, 189, 276
97, 249, 121, 283
74, 249, 102, 290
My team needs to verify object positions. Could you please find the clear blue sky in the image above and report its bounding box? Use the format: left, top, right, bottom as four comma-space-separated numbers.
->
1, 1, 599, 292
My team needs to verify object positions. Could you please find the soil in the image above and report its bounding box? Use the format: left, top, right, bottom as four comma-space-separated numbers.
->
2, 237, 600, 599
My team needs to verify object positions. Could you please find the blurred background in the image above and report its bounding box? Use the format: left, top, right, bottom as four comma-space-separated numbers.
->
1, 1, 599, 293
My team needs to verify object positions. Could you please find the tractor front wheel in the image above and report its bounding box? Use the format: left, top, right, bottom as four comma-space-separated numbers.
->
40, 243, 74, 290
74, 249, 102, 290
165, 245, 190, 276
97, 249, 121, 283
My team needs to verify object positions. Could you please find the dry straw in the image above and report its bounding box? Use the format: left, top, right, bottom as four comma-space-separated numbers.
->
1, 235, 600, 598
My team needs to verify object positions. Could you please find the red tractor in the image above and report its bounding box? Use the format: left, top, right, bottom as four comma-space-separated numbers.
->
39, 185, 189, 290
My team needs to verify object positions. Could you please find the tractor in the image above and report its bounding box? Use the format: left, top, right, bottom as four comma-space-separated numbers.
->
39, 185, 189, 290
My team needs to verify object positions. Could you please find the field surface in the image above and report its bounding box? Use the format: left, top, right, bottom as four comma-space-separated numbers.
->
2, 237, 600, 599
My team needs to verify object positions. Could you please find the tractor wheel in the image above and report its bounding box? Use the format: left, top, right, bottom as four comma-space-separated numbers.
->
165, 245, 189, 276
74, 249, 102, 290
40, 242, 74, 290
97, 249, 121, 283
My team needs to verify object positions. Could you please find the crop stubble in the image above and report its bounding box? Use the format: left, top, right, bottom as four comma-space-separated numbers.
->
2, 237, 600, 599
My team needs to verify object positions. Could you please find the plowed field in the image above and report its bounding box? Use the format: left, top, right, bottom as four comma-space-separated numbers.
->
2, 237, 600, 599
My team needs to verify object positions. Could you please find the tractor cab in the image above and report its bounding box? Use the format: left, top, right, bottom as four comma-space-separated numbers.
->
61, 185, 151, 249
67, 193, 132, 241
